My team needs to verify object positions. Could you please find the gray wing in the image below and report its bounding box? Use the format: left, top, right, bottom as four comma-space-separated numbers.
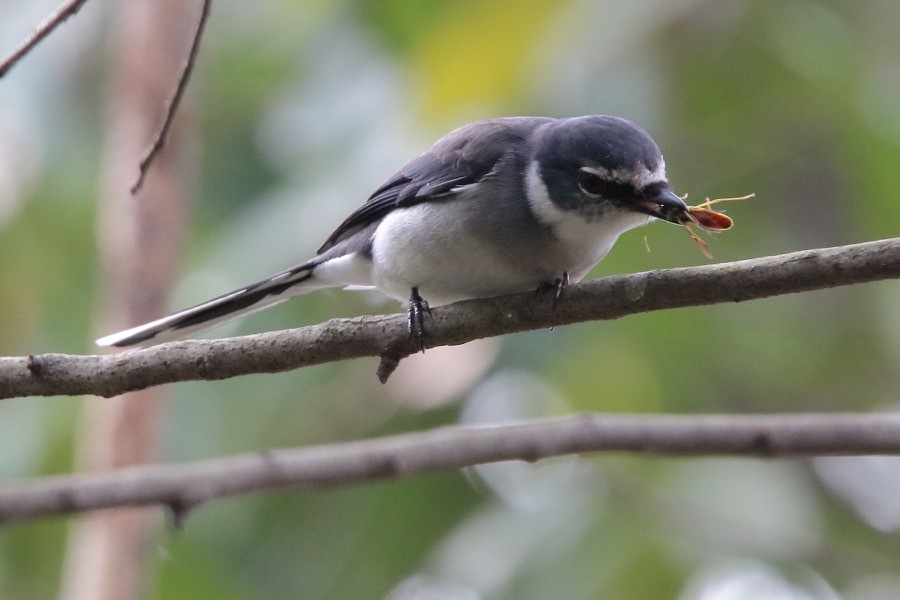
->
317, 117, 553, 253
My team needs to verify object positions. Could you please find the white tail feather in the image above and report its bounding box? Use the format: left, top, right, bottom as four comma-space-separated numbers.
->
96, 263, 322, 348
96, 252, 377, 348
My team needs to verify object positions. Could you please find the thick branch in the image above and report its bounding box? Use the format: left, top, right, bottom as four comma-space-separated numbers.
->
0, 0, 90, 77
1, 412, 899, 525
2, 238, 899, 399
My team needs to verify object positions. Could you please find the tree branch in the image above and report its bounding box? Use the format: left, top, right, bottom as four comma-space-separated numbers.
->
0, 0, 91, 77
1, 412, 899, 525
130, 0, 211, 194
2, 237, 899, 399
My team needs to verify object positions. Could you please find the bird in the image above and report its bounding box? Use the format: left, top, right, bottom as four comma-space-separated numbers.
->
96, 114, 690, 349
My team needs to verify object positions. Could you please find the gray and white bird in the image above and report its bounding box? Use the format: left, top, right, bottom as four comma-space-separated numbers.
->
96, 114, 690, 348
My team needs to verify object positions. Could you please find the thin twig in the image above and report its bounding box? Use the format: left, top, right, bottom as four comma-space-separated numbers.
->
1, 412, 899, 525
0, 0, 91, 77
1, 238, 899, 399
130, 0, 212, 194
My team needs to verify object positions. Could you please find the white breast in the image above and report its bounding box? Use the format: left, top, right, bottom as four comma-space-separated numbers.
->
370, 201, 542, 305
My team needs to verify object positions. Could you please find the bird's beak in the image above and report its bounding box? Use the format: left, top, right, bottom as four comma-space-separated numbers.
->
634, 187, 690, 224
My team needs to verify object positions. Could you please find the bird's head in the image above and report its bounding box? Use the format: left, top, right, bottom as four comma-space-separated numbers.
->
528, 115, 689, 228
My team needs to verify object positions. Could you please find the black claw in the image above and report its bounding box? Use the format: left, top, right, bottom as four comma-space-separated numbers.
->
407, 286, 431, 352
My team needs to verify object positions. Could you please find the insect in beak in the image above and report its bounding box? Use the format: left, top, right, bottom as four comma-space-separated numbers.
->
674, 194, 754, 258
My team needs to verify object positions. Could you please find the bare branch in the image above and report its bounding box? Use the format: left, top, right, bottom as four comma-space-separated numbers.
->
2, 237, 899, 399
0, 0, 91, 77
130, 0, 212, 194
1, 412, 899, 525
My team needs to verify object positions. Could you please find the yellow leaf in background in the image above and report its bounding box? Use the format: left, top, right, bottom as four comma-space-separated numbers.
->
413, 0, 565, 117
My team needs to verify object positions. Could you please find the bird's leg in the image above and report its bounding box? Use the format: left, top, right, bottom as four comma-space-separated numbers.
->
407, 286, 432, 352
536, 271, 569, 310
553, 271, 569, 309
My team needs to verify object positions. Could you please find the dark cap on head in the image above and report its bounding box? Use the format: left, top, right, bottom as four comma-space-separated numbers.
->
533, 115, 665, 181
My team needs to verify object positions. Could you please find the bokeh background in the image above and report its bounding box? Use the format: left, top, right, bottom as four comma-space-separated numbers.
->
2, 0, 900, 598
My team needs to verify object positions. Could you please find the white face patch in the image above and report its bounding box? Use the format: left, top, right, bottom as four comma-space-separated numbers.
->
525, 160, 565, 227
524, 160, 651, 272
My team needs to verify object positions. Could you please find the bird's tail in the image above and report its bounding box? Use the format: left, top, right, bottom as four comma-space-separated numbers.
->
95, 260, 322, 348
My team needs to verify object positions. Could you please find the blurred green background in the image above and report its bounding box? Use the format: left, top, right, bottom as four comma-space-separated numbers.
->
2, 0, 900, 598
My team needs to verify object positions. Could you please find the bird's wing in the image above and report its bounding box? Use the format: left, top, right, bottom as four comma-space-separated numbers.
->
317, 117, 551, 253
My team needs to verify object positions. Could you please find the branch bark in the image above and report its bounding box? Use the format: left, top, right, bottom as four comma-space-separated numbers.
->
2, 237, 898, 399
130, 0, 211, 193
1, 412, 899, 526
0, 0, 91, 77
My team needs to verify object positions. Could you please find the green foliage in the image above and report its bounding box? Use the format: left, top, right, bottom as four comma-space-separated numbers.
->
2, 0, 900, 598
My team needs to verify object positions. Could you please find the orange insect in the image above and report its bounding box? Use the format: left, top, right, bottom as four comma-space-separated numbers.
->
675, 194, 753, 258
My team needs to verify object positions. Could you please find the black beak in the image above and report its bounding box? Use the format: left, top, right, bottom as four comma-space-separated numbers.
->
634, 187, 689, 224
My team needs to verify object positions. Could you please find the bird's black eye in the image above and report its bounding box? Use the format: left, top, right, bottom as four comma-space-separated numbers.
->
577, 168, 635, 201
577, 170, 605, 196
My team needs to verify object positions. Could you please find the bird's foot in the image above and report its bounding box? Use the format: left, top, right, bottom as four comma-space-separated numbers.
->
536, 272, 569, 310
407, 286, 432, 352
